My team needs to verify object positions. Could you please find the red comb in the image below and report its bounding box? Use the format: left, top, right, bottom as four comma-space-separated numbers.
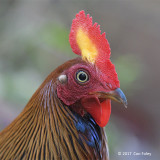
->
69, 10, 120, 89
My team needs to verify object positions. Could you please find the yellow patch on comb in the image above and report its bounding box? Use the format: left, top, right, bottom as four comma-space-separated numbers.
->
76, 28, 97, 63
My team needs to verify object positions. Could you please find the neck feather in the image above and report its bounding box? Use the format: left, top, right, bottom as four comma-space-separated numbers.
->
0, 79, 109, 160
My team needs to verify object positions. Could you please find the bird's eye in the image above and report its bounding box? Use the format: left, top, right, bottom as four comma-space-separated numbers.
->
76, 70, 89, 83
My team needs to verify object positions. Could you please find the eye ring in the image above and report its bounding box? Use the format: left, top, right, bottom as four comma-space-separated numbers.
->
76, 70, 89, 83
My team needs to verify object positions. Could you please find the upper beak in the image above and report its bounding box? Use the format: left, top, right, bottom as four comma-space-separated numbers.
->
90, 88, 128, 108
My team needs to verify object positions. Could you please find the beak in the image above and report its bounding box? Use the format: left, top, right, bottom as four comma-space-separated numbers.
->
90, 88, 128, 108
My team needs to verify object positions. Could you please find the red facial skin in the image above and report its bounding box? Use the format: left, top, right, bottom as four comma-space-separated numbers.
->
57, 61, 114, 127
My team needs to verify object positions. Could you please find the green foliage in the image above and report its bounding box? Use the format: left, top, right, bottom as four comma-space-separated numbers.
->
114, 54, 142, 90
39, 24, 71, 53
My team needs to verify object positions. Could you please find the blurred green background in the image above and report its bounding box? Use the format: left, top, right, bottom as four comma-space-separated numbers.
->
0, 0, 159, 159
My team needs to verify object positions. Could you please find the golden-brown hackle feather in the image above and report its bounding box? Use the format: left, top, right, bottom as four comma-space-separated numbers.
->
0, 58, 109, 160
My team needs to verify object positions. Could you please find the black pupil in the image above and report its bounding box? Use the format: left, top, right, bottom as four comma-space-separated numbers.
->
79, 72, 87, 81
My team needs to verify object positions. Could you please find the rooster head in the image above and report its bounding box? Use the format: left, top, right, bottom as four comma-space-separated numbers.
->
56, 11, 127, 127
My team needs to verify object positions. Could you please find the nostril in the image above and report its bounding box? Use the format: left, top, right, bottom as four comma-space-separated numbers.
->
106, 83, 112, 89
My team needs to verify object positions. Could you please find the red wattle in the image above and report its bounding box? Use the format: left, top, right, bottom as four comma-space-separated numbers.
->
81, 97, 111, 127
99, 99, 111, 127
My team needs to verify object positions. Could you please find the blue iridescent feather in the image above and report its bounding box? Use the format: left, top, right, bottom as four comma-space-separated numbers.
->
73, 112, 102, 152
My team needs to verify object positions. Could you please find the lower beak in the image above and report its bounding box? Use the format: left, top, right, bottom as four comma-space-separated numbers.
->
90, 88, 128, 108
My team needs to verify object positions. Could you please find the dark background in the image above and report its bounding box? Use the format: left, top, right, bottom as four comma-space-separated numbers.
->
0, 0, 159, 159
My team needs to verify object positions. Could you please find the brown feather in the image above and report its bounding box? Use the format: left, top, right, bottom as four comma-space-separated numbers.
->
0, 58, 109, 160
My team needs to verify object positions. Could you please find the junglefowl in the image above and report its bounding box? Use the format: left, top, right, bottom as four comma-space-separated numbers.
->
0, 10, 127, 160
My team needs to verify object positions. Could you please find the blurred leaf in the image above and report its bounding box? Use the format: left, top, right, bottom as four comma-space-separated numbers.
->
39, 24, 71, 53
2, 70, 42, 107
114, 54, 142, 90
